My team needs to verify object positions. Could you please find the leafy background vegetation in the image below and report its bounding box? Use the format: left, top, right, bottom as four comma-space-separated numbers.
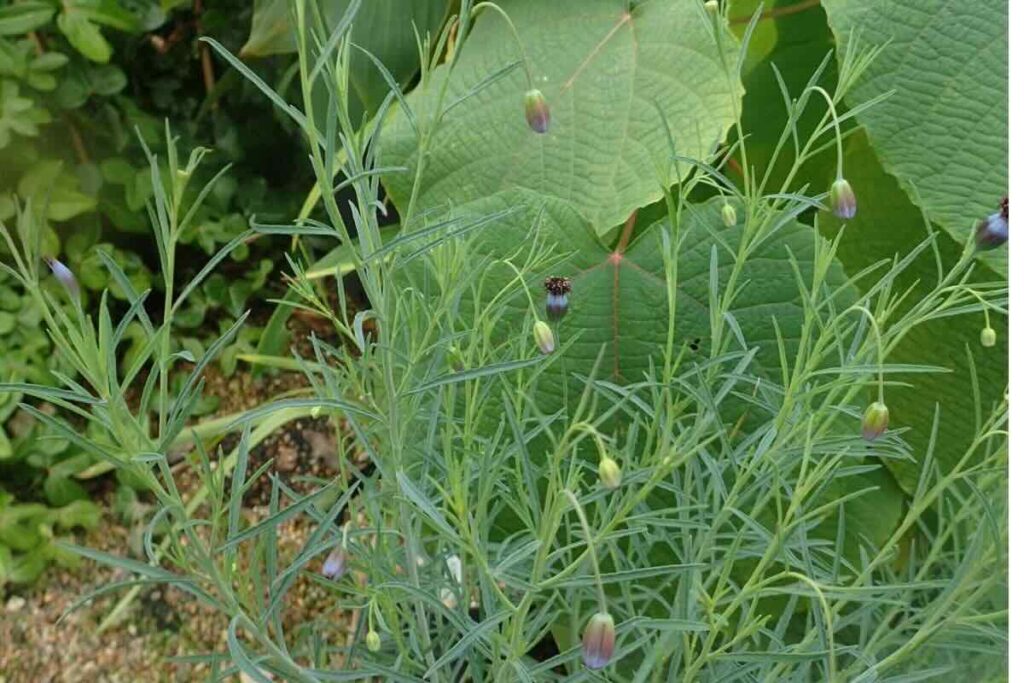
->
0, 0, 1007, 679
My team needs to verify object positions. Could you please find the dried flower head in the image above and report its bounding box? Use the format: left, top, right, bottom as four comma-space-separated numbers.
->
544, 276, 572, 321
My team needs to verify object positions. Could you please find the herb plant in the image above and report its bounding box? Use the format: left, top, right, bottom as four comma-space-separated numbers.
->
0, 0, 1008, 679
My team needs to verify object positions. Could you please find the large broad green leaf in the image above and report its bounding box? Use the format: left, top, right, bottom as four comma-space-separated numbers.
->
727, 0, 837, 194
820, 131, 1007, 491
241, 0, 448, 118
821, 0, 1008, 276
380, 0, 742, 238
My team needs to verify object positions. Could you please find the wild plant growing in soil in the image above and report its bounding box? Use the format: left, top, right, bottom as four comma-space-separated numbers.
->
1, 0, 1007, 680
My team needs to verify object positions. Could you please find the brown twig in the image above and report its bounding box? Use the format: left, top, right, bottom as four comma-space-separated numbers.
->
194, 0, 217, 104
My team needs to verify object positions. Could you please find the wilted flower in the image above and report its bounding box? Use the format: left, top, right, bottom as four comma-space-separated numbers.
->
721, 202, 737, 227
524, 89, 550, 134
321, 546, 346, 580
581, 611, 616, 669
974, 196, 1008, 251
830, 178, 857, 220
544, 276, 571, 321
598, 457, 621, 489
980, 326, 997, 347
366, 629, 381, 652
861, 401, 889, 442
533, 319, 555, 354
43, 256, 80, 300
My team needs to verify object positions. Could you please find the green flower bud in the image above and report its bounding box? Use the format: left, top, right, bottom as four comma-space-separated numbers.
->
830, 178, 857, 220
581, 611, 616, 669
861, 401, 889, 442
524, 89, 550, 134
533, 319, 555, 355
311, 405, 324, 418
598, 457, 621, 489
980, 326, 997, 347
704, 0, 719, 15
447, 345, 465, 372
721, 202, 737, 227
366, 629, 381, 652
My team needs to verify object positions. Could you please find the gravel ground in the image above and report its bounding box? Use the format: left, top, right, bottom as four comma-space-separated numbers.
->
0, 366, 362, 682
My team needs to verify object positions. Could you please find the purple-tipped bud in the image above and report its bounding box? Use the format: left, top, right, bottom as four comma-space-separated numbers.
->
524, 89, 550, 134
544, 276, 572, 321
721, 203, 737, 227
533, 319, 555, 355
598, 457, 621, 489
830, 178, 857, 220
43, 257, 80, 300
321, 547, 346, 580
861, 401, 889, 442
974, 196, 1008, 251
366, 629, 381, 652
581, 611, 616, 669
980, 327, 997, 348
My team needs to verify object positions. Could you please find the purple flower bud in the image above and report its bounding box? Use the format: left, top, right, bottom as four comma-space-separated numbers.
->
321, 547, 346, 580
861, 401, 889, 442
581, 611, 616, 669
544, 276, 571, 321
830, 178, 857, 220
43, 257, 80, 300
533, 319, 555, 355
524, 89, 550, 134
974, 196, 1008, 251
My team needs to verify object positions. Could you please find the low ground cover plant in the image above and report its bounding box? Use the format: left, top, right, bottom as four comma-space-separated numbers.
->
0, 0, 1008, 679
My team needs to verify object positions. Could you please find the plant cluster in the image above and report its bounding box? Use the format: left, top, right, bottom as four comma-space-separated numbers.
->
0, 0, 1009, 680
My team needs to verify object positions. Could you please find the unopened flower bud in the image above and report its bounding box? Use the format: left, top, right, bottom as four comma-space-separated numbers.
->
974, 196, 1008, 251
544, 276, 571, 321
43, 256, 80, 300
447, 345, 465, 372
721, 202, 737, 227
524, 89, 550, 134
366, 629, 381, 652
581, 611, 616, 669
704, 0, 719, 15
861, 401, 889, 442
311, 405, 323, 418
830, 178, 857, 220
321, 547, 346, 580
980, 326, 997, 347
598, 457, 621, 489
533, 319, 555, 354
